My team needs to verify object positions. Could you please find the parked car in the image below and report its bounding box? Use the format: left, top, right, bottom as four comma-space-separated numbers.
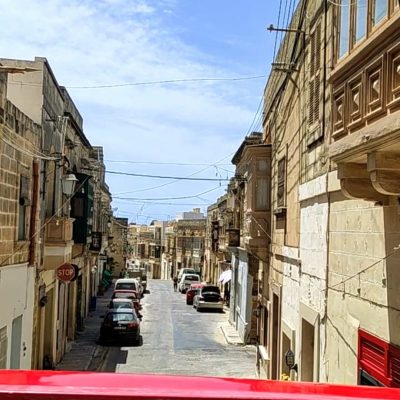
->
186, 283, 204, 305
111, 290, 142, 318
178, 273, 200, 293
177, 268, 196, 280
100, 308, 140, 345
115, 278, 143, 297
193, 286, 224, 311
109, 298, 134, 310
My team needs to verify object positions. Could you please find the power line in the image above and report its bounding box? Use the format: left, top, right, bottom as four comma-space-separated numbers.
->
9, 75, 266, 90
113, 199, 210, 206
113, 186, 222, 201
106, 160, 233, 167
112, 152, 236, 194
106, 170, 234, 181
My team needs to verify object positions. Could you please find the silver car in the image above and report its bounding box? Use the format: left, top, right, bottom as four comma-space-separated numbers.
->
193, 286, 224, 311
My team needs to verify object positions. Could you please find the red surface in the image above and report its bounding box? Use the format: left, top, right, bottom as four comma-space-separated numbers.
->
1, 370, 400, 400
358, 329, 400, 387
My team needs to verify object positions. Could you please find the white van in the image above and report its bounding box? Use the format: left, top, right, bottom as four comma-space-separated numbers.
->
114, 278, 142, 296
178, 273, 200, 293
177, 268, 196, 280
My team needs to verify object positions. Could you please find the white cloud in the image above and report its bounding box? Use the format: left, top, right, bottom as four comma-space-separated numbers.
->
0, 0, 260, 221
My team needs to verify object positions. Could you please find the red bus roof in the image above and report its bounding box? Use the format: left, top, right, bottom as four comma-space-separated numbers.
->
0, 370, 399, 400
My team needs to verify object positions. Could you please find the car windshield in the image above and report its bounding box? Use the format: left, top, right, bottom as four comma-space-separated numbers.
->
116, 283, 136, 290
202, 287, 220, 294
108, 313, 136, 322
112, 302, 132, 309
114, 292, 137, 300
185, 275, 199, 281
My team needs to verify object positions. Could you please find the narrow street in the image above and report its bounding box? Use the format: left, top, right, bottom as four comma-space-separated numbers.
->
101, 280, 256, 378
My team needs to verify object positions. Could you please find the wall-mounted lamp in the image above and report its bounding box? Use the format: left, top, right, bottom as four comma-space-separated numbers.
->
62, 173, 78, 196
285, 349, 298, 373
107, 220, 112, 229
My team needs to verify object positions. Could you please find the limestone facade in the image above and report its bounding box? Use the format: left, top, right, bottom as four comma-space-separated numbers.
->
0, 71, 41, 369
0, 57, 114, 370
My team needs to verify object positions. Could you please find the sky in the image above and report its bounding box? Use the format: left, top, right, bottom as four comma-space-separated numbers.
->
0, 0, 285, 224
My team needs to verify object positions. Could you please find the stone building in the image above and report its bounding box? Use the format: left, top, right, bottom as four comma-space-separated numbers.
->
173, 218, 206, 277
203, 194, 231, 286
224, 132, 271, 346
161, 222, 175, 280
0, 69, 41, 369
127, 223, 154, 275
0, 57, 113, 369
258, 0, 400, 387
261, 0, 333, 381
326, 0, 400, 387
108, 217, 128, 278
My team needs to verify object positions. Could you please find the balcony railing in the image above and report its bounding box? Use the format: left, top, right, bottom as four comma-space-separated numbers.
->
0, 370, 399, 400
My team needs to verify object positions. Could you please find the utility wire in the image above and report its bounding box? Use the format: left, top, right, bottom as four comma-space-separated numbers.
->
113, 186, 222, 201
106, 170, 234, 181
9, 75, 266, 90
112, 152, 235, 195
106, 160, 233, 167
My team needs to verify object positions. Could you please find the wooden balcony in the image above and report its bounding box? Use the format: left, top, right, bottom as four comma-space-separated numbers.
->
226, 228, 240, 247
44, 217, 74, 244
44, 217, 74, 270
329, 22, 400, 154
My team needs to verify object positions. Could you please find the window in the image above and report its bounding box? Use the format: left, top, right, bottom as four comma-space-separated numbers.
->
277, 158, 286, 208
355, 0, 368, 41
338, 0, 392, 59
373, 0, 388, 24
256, 178, 269, 210
309, 23, 321, 126
339, 0, 350, 58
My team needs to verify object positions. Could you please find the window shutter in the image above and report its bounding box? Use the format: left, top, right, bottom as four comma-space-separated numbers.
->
0, 327, 7, 369
308, 23, 321, 127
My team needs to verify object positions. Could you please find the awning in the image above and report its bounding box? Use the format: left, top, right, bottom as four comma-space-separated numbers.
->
218, 269, 232, 285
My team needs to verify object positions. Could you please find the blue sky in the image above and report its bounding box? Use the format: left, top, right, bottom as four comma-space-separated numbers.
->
0, 0, 282, 224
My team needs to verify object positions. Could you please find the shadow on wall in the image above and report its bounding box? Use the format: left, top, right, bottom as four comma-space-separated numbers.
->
383, 204, 400, 347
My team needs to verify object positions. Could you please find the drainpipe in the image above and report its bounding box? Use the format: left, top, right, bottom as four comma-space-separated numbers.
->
29, 160, 39, 267
322, 0, 330, 383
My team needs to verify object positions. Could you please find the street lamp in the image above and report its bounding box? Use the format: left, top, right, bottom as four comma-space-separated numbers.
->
62, 173, 78, 197
285, 349, 298, 373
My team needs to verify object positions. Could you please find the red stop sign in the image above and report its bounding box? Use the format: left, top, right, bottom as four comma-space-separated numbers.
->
57, 263, 75, 283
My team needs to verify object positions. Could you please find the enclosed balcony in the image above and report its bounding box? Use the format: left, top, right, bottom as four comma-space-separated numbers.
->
330, 8, 400, 202
43, 217, 74, 270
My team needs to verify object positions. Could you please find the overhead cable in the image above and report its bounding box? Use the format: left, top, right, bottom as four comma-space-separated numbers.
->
9, 75, 266, 90
106, 170, 234, 181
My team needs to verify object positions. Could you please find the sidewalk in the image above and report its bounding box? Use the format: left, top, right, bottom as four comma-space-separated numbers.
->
219, 306, 244, 346
55, 286, 113, 371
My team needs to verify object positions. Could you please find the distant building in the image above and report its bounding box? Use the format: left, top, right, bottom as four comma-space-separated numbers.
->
176, 208, 205, 221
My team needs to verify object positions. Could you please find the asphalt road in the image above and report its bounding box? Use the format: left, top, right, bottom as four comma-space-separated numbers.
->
101, 279, 256, 378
